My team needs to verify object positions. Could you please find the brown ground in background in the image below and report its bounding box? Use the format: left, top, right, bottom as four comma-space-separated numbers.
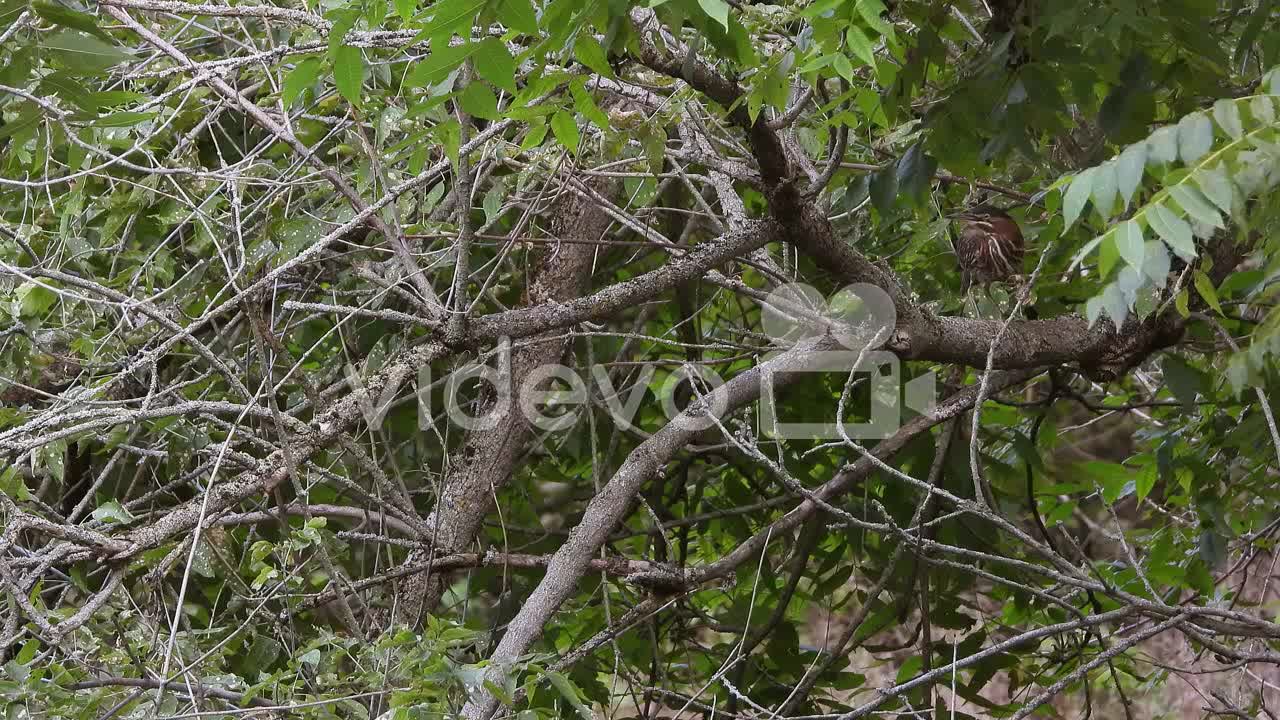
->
800, 548, 1280, 718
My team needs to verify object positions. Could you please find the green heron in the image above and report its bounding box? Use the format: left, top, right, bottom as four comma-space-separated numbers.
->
948, 204, 1025, 291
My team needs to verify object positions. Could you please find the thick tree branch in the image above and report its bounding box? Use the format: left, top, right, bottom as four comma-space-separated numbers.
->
395, 181, 612, 625
97, 222, 778, 559
460, 341, 1039, 719
626, 8, 1204, 373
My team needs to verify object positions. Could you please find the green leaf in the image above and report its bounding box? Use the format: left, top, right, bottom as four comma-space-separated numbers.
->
1063, 168, 1093, 227
1211, 98, 1243, 139
252, 565, 279, 590
1176, 112, 1213, 164
408, 43, 474, 87
1199, 529, 1228, 569
38, 441, 66, 483
434, 118, 461, 168
14, 638, 37, 665
1117, 267, 1144, 310
1162, 354, 1203, 409
697, 0, 730, 30
499, 0, 538, 34
832, 53, 855, 83
90, 111, 156, 127
1146, 202, 1196, 261
92, 90, 144, 108
326, 8, 359, 56
91, 500, 135, 524
1116, 141, 1146, 207
15, 281, 57, 317
1195, 165, 1234, 213
1185, 556, 1214, 594
1085, 294, 1105, 327
1168, 184, 1222, 230
39, 72, 98, 113
1100, 282, 1128, 326
413, 0, 484, 43
550, 110, 579, 154
1098, 233, 1119, 278
1135, 464, 1157, 502
1226, 353, 1252, 396
473, 38, 517, 94
640, 126, 664, 172
520, 120, 547, 150
1141, 240, 1169, 287
1175, 288, 1189, 318
1235, 0, 1274, 64
574, 35, 612, 79
856, 0, 891, 34
1081, 460, 1135, 503
800, 0, 842, 19
1098, 57, 1153, 142
1090, 162, 1117, 219
745, 80, 765, 122
0, 0, 26, 28
482, 679, 514, 706
833, 671, 866, 691
846, 26, 877, 67
895, 143, 936, 206
869, 166, 897, 215
33, 1, 112, 41
546, 671, 593, 720
570, 80, 608, 129
758, 55, 791, 112
1267, 66, 1280, 94
0, 466, 30, 502
1146, 125, 1179, 164
1250, 95, 1276, 125
1193, 270, 1222, 315
457, 82, 499, 120
394, 0, 417, 21
482, 183, 504, 223
45, 30, 132, 74
283, 56, 324, 107
1116, 219, 1144, 269
332, 45, 365, 107
896, 655, 924, 683
797, 54, 833, 74
1064, 222, 1100, 263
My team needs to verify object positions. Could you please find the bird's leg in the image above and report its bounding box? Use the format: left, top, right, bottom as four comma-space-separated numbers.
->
994, 277, 1036, 319
959, 270, 984, 319
973, 286, 1003, 319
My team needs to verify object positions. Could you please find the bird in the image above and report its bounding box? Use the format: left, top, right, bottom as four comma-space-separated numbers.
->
947, 204, 1026, 291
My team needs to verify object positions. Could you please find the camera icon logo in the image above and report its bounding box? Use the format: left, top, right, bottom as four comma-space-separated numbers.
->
757, 282, 936, 440
343, 282, 935, 441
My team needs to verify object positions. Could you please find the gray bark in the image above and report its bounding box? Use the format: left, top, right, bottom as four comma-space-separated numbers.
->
394, 184, 614, 626
457, 340, 1036, 719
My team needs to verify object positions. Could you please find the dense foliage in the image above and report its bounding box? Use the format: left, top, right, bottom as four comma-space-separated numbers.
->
2, 0, 1280, 718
